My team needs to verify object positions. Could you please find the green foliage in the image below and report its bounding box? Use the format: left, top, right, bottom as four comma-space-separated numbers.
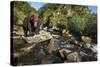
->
40, 4, 88, 30
39, 4, 97, 40
14, 1, 36, 15
13, 1, 36, 25
84, 13, 97, 42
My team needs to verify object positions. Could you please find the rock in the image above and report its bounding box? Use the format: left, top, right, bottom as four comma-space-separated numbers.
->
52, 34, 60, 39
12, 36, 23, 39
61, 41, 67, 45
62, 30, 73, 42
20, 44, 36, 53
17, 20, 23, 25
90, 44, 97, 53
61, 44, 74, 49
81, 36, 92, 48
13, 26, 24, 36
47, 38, 60, 54
84, 43, 91, 49
17, 31, 24, 36
23, 30, 52, 44
43, 27, 48, 31
59, 49, 72, 58
58, 49, 80, 62
66, 52, 80, 62
80, 51, 87, 57
81, 36, 92, 43
47, 28, 53, 32
81, 55, 97, 61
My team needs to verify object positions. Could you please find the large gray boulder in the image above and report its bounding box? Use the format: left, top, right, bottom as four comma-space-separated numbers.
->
23, 30, 52, 44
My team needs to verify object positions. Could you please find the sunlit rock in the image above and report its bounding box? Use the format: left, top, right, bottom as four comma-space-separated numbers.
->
22, 30, 52, 44
81, 36, 92, 48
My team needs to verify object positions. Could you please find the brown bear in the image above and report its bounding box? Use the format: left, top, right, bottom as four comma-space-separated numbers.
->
23, 13, 43, 37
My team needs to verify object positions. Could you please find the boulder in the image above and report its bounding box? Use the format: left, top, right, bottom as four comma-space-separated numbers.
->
66, 52, 80, 62
81, 36, 92, 48
86, 43, 91, 48
58, 49, 80, 62
81, 36, 92, 43
59, 49, 72, 58
47, 38, 60, 54
22, 30, 52, 44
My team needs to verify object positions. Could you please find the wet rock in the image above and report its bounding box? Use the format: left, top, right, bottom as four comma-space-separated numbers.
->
80, 46, 97, 61
59, 49, 72, 58
80, 51, 87, 61
58, 49, 80, 62
61, 33, 80, 47
80, 51, 87, 57
81, 55, 97, 61
90, 44, 97, 58
90, 44, 97, 53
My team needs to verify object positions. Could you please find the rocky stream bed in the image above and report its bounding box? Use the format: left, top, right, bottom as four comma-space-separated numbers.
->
11, 29, 97, 66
